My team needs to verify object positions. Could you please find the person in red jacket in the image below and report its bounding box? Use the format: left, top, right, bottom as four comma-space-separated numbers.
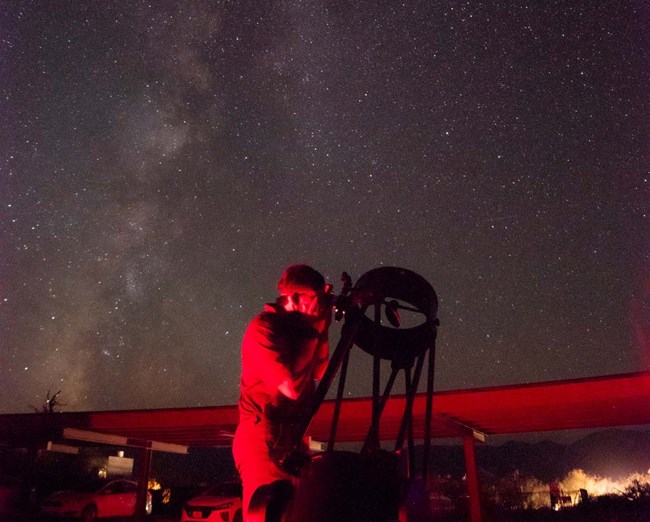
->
233, 264, 331, 520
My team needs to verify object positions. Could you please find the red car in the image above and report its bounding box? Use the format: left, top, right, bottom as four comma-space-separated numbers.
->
40, 479, 152, 521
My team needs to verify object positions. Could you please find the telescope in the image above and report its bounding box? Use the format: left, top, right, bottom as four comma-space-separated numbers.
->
251, 267, 439, 522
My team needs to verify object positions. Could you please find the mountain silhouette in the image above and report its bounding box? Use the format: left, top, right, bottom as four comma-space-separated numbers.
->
427, 429, 650, 483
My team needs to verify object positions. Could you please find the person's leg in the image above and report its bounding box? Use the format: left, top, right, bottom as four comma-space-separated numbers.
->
233, 422, 290, 520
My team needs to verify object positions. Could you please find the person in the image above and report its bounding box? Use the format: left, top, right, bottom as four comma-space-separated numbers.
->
232, 264, 331, 520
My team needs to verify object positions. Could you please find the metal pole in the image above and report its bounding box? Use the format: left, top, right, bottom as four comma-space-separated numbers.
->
369, 304, 382, 452
404, 368, 415, 479
135, 445, 152, 521
422, 328, 437, 481
361, 367, 398, 453
394, 352, 425, 453
463, 435, 482, 522
328, 347, 351, 451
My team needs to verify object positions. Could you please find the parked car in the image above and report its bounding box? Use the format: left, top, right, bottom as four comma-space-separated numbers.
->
180, 482, 242, 522
40, 478, 152, 521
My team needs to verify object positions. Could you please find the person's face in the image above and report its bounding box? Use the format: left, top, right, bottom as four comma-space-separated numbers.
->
291, 290, 322, 317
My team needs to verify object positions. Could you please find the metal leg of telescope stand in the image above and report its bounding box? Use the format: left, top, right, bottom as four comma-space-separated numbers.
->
306, 309, 362, 440
394, 350, 426, 454
422, 329, 437, 481
361, 366, 400, 454
327, 346, 351, 451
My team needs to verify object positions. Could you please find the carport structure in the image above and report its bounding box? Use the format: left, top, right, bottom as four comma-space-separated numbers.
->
2, 371, 650, 521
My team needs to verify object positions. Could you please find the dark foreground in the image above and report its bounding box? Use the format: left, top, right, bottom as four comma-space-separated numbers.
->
485, 498, 650, 522
5, 498, 650, 522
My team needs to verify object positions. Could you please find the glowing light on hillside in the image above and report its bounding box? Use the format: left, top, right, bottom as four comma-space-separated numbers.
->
559, 469, 650, 500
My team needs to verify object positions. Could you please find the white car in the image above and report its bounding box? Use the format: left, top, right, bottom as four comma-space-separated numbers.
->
181, 482, 242, 522
40, 479, 152, 521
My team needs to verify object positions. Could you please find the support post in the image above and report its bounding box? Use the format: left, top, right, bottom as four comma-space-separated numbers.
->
463, 434, 482, 522
135, 445, 153, 521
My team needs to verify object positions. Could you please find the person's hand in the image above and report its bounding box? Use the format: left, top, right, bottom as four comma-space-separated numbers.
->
278, 379, 298, 400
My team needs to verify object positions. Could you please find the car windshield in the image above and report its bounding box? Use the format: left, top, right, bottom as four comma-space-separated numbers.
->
203, 483, 241, 498
65, 480, 115, 493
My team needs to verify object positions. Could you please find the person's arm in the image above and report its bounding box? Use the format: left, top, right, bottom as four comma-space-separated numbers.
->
243, 314, 295, 397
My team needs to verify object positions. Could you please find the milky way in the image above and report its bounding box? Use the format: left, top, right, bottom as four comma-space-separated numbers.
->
1, 1, 648, 414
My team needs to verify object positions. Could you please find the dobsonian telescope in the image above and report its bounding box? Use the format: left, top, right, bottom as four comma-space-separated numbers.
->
250, 266, 440, 522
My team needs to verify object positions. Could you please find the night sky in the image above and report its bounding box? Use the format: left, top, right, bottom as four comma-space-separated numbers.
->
1, 1, 648, 416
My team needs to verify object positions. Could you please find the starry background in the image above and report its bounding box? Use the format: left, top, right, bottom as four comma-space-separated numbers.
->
1, 1, 648, 416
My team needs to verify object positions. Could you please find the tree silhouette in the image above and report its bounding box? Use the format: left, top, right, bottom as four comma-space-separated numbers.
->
29, 390, 65, 413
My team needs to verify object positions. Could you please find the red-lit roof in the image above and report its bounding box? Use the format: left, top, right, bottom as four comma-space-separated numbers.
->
311, 371, 650, 442
1, 372, 649, 448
